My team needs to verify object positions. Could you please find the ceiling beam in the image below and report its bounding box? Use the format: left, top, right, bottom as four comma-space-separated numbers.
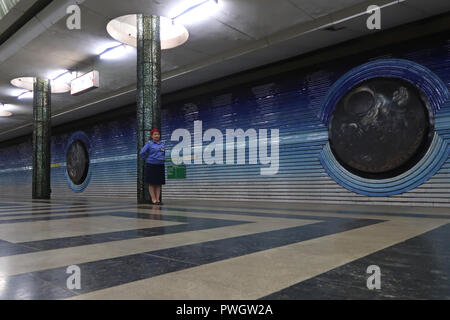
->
0, 0, 53, 47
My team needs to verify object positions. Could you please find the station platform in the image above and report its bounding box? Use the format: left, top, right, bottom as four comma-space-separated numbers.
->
0, 198, 448, 299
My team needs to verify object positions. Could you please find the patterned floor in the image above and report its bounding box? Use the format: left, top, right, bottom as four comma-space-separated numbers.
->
0, 198, 448, 300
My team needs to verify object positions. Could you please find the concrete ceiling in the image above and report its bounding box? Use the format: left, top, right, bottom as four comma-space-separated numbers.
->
0, 0, 449, 142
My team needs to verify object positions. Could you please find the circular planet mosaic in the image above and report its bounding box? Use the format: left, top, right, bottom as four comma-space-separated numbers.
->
329, 77, 434, 179
66, 140, 90, 185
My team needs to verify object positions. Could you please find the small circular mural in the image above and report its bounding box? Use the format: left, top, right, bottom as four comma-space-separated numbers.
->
329, 77, 434, 179
65, 131, 92, 192
67, 140, 90, 185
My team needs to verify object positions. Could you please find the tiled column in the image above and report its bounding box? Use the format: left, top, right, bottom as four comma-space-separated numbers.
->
137, 14, 162, 204
32, 78, 51, 199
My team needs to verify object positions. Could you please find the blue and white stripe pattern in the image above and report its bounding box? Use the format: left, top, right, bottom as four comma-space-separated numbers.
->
0, 37, 450, 206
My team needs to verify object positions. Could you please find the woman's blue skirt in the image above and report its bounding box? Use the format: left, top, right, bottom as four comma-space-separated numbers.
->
145, 164, 166, 185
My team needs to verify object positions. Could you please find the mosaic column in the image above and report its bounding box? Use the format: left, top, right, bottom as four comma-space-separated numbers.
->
32, 78, 51, 199
137, 14, 162, 203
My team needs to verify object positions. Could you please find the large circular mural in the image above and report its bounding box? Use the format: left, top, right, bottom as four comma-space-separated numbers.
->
329, 77, 434, 179
319, 59, 450, 196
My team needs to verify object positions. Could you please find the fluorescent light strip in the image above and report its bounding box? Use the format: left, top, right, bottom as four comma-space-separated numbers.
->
99, 44, 129, 60
17, 91, 33, 100
172, 0, 218, 23
52, 70, 77, 89
52, 70, 70, 81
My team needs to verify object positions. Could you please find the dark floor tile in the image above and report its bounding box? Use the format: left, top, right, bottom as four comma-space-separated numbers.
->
21, 233, 119, 251
31, 254, 196, 294
0, 246, 37, 257
160, 205, 450, 220
262, 224, 450, 300
0, 274, 76, 300
0, 240, 38, 257
0, 213, 113, 225
148, 219, 382, 265
0, 207, 128, 218
20, 216, 248, 250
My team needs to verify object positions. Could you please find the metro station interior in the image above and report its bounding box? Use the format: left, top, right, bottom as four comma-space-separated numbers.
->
0, 0, 449, 300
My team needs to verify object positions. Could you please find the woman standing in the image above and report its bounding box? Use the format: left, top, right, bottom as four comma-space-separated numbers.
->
139, 128, 166, 205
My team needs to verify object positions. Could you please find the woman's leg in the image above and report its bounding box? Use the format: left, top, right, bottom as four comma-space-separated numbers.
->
156, 185, 161, 203
149, 185, 157, 203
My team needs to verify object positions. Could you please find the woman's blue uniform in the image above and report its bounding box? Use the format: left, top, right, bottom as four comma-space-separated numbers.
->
139, 141, 166, 185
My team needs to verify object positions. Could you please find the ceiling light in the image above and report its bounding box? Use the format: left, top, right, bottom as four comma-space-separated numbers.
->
52, 70, 74, 82
17, 91, 33, 100
48, 69, 70, 80
10, 88, 28, 97
0, 103, 13, 117
95, 41, 122, 55
52, 70, 77, 89
99, 44, 132, 60
106, 15, 189, 50
11, 76, 71, 94
172, 0, 219, 25
11, 78, 34, 91
161, 18, 189, 45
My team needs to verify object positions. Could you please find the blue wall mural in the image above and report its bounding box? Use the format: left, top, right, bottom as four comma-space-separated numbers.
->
319, 58, 450, 196
0, 34, 449, 206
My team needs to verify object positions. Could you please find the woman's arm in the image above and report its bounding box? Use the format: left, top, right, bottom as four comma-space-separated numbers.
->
139, 142, 150, 159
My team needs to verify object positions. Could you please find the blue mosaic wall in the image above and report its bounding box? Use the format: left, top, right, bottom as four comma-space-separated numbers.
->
0, 140, 32, 196
0, 34, 449, 206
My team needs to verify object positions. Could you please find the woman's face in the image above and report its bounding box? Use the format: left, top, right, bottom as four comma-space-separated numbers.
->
152, 132, 160, 142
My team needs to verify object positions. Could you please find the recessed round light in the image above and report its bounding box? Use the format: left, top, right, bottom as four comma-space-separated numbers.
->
106, 15, 189, 50
0, 104, 12, 117
11, 77, 70, 93
0, 110, 13, 117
